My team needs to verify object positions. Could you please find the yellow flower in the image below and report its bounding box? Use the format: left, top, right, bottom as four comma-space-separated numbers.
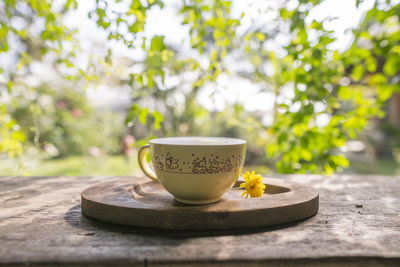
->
240, 171, 266, 198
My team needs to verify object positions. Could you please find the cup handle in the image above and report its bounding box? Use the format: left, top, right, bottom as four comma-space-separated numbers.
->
138, 144, 159, 182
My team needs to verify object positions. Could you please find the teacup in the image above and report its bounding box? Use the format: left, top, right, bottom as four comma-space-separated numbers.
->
138, 137, 247, 204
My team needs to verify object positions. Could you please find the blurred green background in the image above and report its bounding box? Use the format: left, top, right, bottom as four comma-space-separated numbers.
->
0, 0, 399, 176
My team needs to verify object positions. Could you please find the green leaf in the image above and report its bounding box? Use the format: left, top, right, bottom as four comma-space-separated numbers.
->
128, 22, 139, 33
293, 124, 305, 136
301, 149, 313, 161
64, 0, 78, 9
150, 35, 165, 51
125, 104, 150, 126
255, 32, 266, 42
324, 164, 334, 175
152, 111, 163, 130
11, 131, 25, 142
383, 57, 399, 76
391, 45, 400, 55
338, 87, 353, 100
125, 104, 140, 125
146, 151, 152, 162
138, 108, 148, 125
365, 56, 377, 72
6, 80, 13, 93
201, 5, 210, 11
147, 71, 154, 87
352, 65, 365, 81
369, 73, 387, 85
330, 154, 349, 168
266, 143, 278, 157
280, 8, 293, 20
141, 37, 146, 50
377, 85, 395, 101
131, 0, 142, 10
356, 0, 364, 8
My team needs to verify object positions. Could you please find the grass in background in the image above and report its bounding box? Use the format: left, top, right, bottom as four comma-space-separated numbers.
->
0, 156, 140, 176
346, 158, 399, 175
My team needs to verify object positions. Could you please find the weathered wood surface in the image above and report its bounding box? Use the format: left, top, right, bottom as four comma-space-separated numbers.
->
0, 175, 399, 266
81, 178, 318, 230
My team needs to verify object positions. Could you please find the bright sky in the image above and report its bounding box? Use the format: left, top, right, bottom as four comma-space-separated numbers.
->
67, 0, 376, 125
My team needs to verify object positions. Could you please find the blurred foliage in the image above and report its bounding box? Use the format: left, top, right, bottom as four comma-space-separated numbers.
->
0, 0, 399, 175
0, 155, 139, 176
255, 0, 400, 174
0, 104, 25, 158
12, 85, 123, 157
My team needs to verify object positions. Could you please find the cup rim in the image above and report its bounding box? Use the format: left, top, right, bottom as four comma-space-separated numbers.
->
149, 136, 247, 146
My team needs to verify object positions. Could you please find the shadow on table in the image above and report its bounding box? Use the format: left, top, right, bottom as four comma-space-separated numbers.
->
64, 204, 310, 238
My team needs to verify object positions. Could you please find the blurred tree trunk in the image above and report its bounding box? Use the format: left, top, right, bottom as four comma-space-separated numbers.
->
388, 93, 400, 127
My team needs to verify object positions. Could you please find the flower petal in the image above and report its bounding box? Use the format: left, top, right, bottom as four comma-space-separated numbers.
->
239, 170, 266, 199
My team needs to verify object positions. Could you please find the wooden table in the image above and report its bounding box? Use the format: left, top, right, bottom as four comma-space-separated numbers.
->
1, 175, 399, 266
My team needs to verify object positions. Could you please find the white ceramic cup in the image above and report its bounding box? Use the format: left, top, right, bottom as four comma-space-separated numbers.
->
138, 137, 247, 204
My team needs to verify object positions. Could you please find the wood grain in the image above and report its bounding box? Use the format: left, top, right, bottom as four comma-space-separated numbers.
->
81, 178, 319, 230
1, 175, 399, 266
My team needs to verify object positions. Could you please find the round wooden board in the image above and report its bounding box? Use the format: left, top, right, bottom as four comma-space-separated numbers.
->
81, 177, 319, 230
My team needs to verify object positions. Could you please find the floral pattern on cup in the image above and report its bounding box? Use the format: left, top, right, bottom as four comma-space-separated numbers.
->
166, 152, 179, 170
152, 153, 244, 175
